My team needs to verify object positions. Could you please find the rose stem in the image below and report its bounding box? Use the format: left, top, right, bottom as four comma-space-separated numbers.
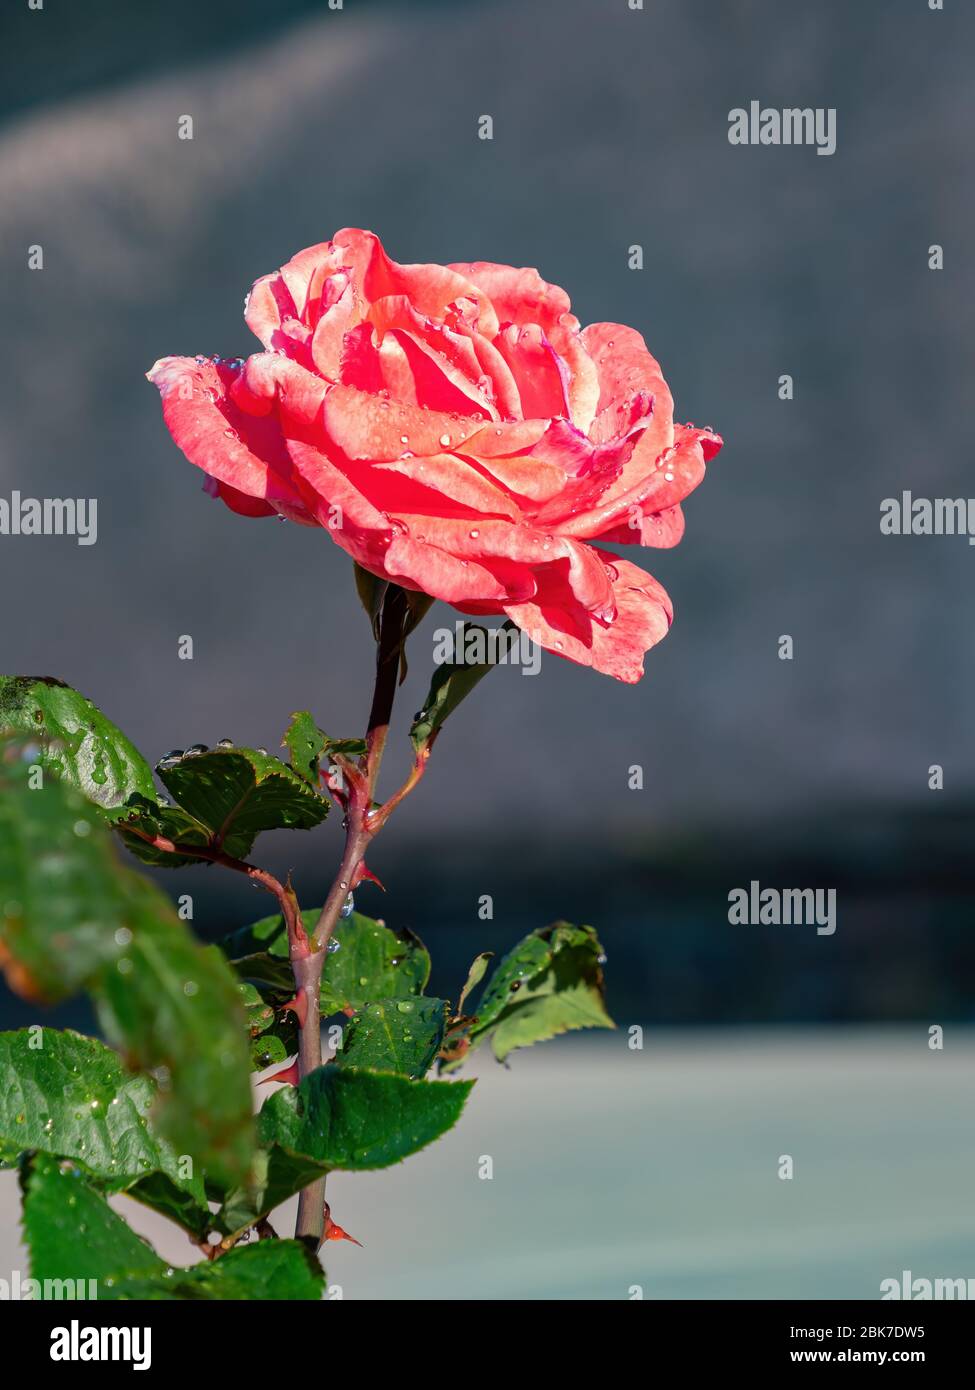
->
294, 585, 410, 1244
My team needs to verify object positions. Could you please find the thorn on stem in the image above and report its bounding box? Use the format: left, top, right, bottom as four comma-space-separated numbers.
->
280, 992, 309, 1028
320, 1202, 363, 1248
258, 1059, 299, 1086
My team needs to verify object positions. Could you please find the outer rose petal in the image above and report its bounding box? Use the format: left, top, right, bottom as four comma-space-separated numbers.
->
559, 424, 722, 540
210, 478, 277, 518
596, 503, 686, 549
504, 552, 673, 684
384, 535, 511, 604
447, 261, 571, 333
147, 356, 313, 524
333, 229, 500, 338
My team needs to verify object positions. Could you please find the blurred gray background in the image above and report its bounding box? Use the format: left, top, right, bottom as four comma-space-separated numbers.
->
1, 0, 973, 1299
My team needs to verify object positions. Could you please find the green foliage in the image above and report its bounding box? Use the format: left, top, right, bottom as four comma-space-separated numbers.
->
259, 1066, 473, 1171
353, 562, 389, 640
457, 952, 493, 1013
410, 623, 496, 750
282, 710, 365, 786
0, 753, 254, 1185
0, 656, 614, 1298
215, 1063, 470, 1239
23, 1156, 323, 1299
153, 745, 328, 859
237, 979, 298, 1073
338, 998, 449, 1078
0, 1029, 207, 1233
221, 908, 430, 1014
0, 676, 156, 822
454, 922, 614, 1064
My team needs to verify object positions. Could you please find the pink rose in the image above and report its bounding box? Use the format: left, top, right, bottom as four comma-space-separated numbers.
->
149, 229, 721, 681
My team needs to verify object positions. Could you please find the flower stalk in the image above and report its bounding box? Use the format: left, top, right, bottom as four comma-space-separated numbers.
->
293, 584, 420, 1243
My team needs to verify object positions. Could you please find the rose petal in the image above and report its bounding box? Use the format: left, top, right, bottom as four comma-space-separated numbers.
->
493, 323, 567, 421
147, 356, 312, 522
447, 261, 571, 333
504, 552, 672, 683
595, 503, 686, 549
322, 384, 482, 461
558, 424, 720, 539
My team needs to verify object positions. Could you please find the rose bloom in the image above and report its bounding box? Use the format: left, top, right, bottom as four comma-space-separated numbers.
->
149, 229, 721, 681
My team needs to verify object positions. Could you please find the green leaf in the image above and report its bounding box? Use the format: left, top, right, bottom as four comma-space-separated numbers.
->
220, 908, 430, 1014
0, 1028, 207, 1233
259, 1066, 472, 1171
0, 676, 157, 822
116, 800, 213, 869
337, 998, 448, 1078
93, 876, 255, 1183
154, 745, 328, 859
137, 1238, 324, 1301
353, 562, 389, 641
0, 754, 254, 1184
215, 1144, 328, 1241
24, 1154, 165, 1288
24, 1157, 322, 1300
237, 979, 298, 1073
0, 754, 137, 1000
410, 623, 496, 751
465, 922, 614, 1063
281, 710, 365, 788
282, 711, 329, 786
320, 913, 430, 1014
457, 952, 493, 1014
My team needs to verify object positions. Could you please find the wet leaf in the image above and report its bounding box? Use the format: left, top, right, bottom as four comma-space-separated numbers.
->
463, 922, 614, 1063
0, 1028, 207, 1234
0, 676, 156, 823
337, 998, 448, 1078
